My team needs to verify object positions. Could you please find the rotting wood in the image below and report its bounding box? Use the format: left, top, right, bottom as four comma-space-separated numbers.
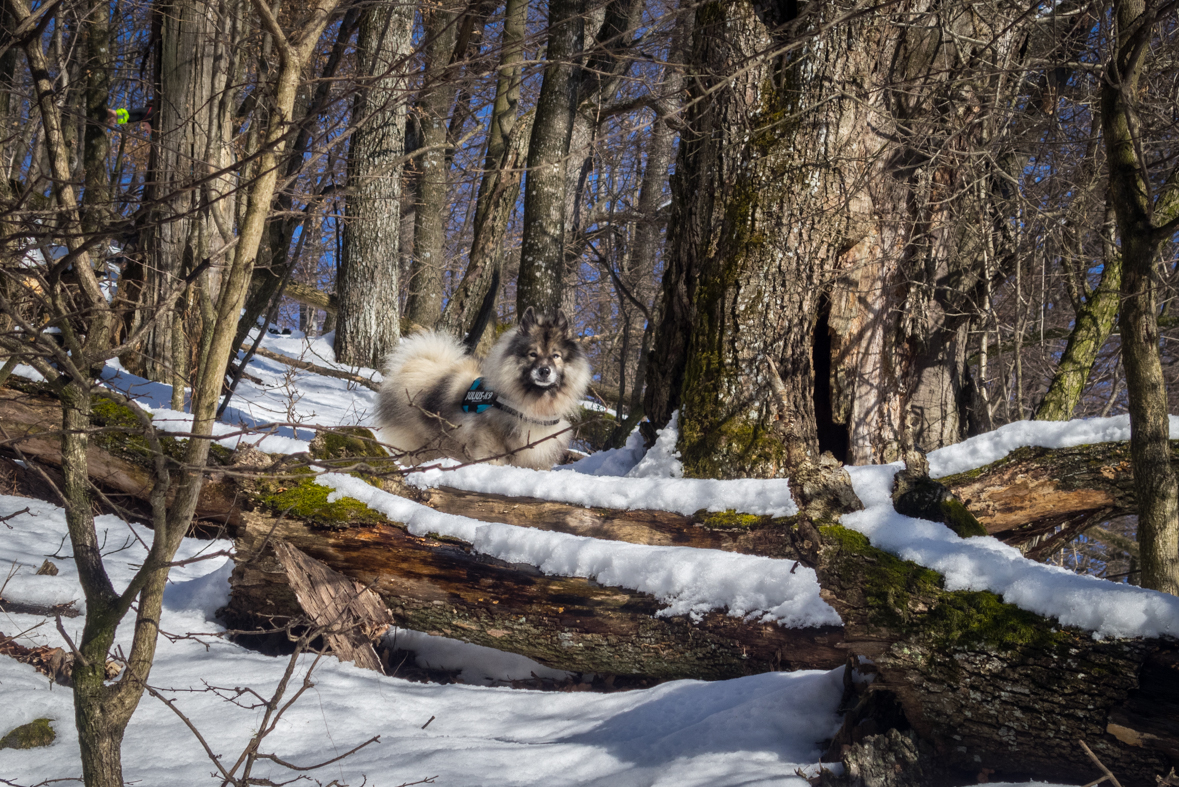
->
220, 509, 847, 681
270, 540, 392, 672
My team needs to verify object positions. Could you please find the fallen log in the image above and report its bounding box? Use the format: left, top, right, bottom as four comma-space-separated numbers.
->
939, 442, 1147, 558
220, 506, 846, 680
1, 380, 1156, 554
800, 521, 1179, 786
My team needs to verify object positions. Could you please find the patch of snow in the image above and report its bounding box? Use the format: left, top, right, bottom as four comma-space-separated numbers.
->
844, 465, 1179, 639
926, 415, 1179, 478
626, 410, 684, 479
0, 494, 852, 787
320, 473, 840, 628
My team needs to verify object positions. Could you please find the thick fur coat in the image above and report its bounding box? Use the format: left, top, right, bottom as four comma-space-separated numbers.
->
376, 309, 591, 469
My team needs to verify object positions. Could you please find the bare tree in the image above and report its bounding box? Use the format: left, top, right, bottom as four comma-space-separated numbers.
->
334, 0, 414, 367
439, 0, 528, 346
517, 0, 584, 316
403, 0, 469, 330
1102, 0, 1179, 594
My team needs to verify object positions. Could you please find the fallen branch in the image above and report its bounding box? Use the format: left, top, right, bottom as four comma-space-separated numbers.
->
1081, 739, 1125, 787
244, 345, 381, 391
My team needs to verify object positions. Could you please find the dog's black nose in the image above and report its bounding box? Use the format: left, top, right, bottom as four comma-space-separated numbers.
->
537, 366, 551, 378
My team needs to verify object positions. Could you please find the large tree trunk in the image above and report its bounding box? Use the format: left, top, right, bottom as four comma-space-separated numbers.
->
334, 2, 413, 367
403, 0, 464, 330
129, 0, 221, 390
646, 1, 1040, 476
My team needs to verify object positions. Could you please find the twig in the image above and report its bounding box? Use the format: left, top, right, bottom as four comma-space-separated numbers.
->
142, 683, 234, 782
55, 615, 91, 668
0, 506, 31, 526
1, 560, 21, 596
255, 735, 381, 772
1079, 740, 1124, 787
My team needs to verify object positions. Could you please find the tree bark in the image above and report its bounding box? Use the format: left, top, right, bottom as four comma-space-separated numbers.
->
403, 0, 464, 330
221, 506, 846, 680
80, 0, 112, 238
334, 1, 413, 367
647, 0, 1040, 476
517, 0, 584, 316
1102, 0, 1179, 595
132, 0, 221, 390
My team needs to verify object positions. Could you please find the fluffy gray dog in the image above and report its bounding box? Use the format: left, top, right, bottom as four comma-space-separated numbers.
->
376, 308, 592, 469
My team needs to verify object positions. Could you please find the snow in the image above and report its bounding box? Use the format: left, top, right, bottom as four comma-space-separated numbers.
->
1, 331, 1169, 785
925, 414, 1179, 478
0, 497, 846, 786
320, 473, 839, 627
843, 465, 1179, 639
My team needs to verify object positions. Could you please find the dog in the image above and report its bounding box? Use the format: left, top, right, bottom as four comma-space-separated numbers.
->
376, 308, 591, 469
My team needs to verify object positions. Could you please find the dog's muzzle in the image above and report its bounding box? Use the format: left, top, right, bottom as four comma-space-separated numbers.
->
531, 366, 556, 387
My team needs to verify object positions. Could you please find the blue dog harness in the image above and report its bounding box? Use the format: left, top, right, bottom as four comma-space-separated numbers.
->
461, 378, 561, 427
461, 378, 498, 413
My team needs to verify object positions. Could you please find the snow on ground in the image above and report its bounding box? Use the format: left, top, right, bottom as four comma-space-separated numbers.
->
3, 331, 1174, 785
0, 497, 847, 787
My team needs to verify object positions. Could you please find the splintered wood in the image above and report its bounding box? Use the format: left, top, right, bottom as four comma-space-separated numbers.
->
271, 540, 392, 672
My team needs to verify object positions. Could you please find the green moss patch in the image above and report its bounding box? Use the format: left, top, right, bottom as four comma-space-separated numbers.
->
893, 476, 987, 538
819, 524, 1071, 655
309, 427, 389, 462
90, 396, 231, 466
255, 473, 387, 530
0, 718, 55, 750
694, 509, 770, 530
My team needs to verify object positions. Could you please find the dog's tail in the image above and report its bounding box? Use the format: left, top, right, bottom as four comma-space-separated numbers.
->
383, 330, 468, 380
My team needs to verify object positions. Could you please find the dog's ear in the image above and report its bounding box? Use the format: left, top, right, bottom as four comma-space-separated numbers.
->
519, 306, 537, 332
553, 309, 570, 334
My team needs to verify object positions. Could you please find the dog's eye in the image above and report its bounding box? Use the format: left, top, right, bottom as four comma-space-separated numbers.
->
552, 353, 561, 360
528, 352, 538, 359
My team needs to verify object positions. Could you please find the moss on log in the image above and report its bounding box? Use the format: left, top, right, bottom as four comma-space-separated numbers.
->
807, 520, 1178, 787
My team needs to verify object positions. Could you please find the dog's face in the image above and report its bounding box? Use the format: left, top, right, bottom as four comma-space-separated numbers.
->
507, 308, 583, 396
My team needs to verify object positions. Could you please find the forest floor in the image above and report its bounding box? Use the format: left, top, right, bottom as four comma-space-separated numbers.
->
3, 328, 1174, 787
